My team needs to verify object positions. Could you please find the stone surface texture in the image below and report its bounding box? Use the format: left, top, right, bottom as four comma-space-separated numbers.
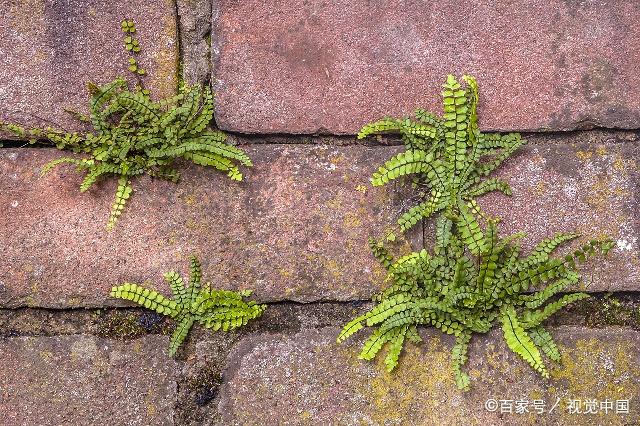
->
0, 335, 177, 425
213, 0, 640, 134
0, 144, 419, 308
0, 0, 178, 134
481, 131, 640, 292
177, 0, 212, 85
2, 132, 639, 308
218, 326, 640, 425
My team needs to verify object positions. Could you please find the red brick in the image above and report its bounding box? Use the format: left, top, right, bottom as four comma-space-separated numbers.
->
0, 0, 178, 134
213, 0, 640, 134
0, 145, 418, 308
218, 327, 640, 424
0, 335, 177, 426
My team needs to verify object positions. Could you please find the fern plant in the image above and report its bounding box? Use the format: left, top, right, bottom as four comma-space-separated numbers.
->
338, 225, 613, 389
1, 20, 251, 230
359, 75, 523, 252
111, 256, 265, 356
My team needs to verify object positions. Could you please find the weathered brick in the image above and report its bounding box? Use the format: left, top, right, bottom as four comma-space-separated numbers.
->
0, 335, 177, 426
213, 0, 640, 134
481, 131, 640, 292
0, 0, 178, 134
1, 133, 637, 308
177, 0, 212, 86
0, 144, 418, 308
218, 326, 640, 425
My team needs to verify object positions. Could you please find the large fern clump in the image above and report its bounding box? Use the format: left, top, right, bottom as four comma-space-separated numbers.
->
359, 75, 523, 250
111, 256, 265, 357
1, 20, 251, 230
340, 74, 614, 390
339, 227, 613, 389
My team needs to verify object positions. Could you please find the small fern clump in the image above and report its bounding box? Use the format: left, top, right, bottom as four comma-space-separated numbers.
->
111, 256, 265, 356
339, 227, 613, 389
1, 20, 251, 230
359, 75, 523, 250
341, 74, 614, 390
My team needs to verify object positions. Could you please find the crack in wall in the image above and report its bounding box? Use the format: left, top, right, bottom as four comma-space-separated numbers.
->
1, 293, 639, 339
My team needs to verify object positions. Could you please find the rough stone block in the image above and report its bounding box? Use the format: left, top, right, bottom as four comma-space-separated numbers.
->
213, 0, 640, 134
0, 0, 178, 134
218, 327, 640, 425
1, 133, 637, 308
177, 0, 212, 86
0, 144, 418, 308
0, 335, 177, 425
480, 132, 640, 292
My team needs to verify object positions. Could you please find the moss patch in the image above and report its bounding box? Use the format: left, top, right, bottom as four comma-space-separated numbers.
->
95, 309, 171, 339
553, 294, 640, 328
187, 365, 224, 406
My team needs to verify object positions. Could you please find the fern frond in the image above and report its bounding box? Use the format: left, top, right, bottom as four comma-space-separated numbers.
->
521, 273, 580, 309
455, 201, 486, 255
466, 178, 512, 197
185, 87, 214, 135
462, 75, 479, 141
359, 326, 401, 361
169, 316, 194, 357
414, 108, 443, 127
369, 238, 394, 270
107, 175, 132, 231
110, 91, 160, 121
475, 134, 524, 177
337, 314, 370, 343
148, 138, 252, 168
441, 74, 469, 176
397, 192, 443, 231
357, 119, 403, 139
384, 325, 409, 372
41, 157, 94, 176
452, 332, 471, 390
79, 163, 119, 192
110, 282, 179, 316
164, 271, 187, 306
371, 150, 436, 186
435, 215, 453, 252
528, 325, 561, 362
520, 293, 590, 329
188, 255, 202, 288
500, 306, 548, 378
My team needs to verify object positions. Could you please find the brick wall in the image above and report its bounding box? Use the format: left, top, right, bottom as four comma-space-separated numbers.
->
0, 1, 638, 424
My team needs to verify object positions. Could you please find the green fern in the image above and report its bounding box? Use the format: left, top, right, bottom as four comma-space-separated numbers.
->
0, 20, 251, 230
110, 256, 265, 357
360, 75, 524, 243
338, 222, 613, 389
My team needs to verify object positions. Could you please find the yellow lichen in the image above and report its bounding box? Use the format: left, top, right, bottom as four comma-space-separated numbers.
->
279, 268, 293, 278
543, 337, 637, 425
183, 194, 197, 206
355, 184, 368, 194
343, 211, 363, 228
360, 337, 466, 425
576, 150, 593, 161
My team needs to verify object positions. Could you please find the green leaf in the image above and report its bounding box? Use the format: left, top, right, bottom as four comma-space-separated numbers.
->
107, 175, 132, 230
500, 306, 548, 378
